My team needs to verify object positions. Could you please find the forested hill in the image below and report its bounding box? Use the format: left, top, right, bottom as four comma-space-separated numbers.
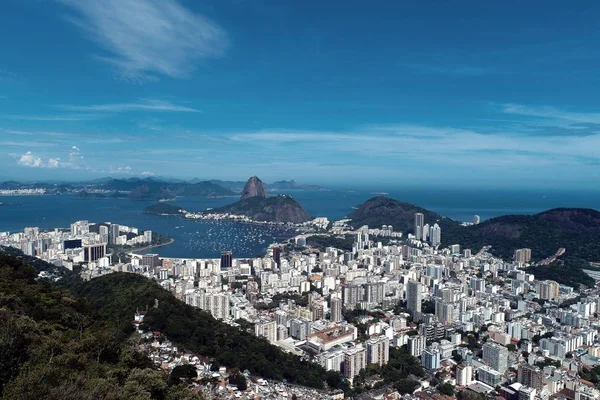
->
210, 195, 312, 223
0, 250, 347, 394
73, 272, 345, 390
0, 252, 202, 400
350, 197, 600, 262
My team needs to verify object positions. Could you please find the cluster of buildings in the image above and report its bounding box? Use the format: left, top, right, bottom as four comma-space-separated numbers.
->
7, 210, 600, 400
0, 220, 154, 273
0, 188, 46, 195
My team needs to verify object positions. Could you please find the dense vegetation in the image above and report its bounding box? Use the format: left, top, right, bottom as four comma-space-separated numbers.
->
351, 197, 600, 263
211, 195, 312, 223
71, 272, 344, 390
525, 258, 596, 287
306, 234, 354, 251
353, 346, 424, 394
350, 197, 600, 286
0, 253, 201, 400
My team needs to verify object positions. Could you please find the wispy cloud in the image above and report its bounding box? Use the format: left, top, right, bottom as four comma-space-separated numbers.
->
2, 114, 101, 121
502, 103, 600, 124
57, 0, 229, 80
61, 99, 200, 113
226, 124, 600, 168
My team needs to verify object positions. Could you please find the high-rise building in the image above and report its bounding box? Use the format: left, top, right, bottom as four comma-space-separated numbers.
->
414, 213, 425, 240
406, 280, 422, 314
84, 243, 106, 262
514, 248, 532, 264
109, 224, 120, 245
330, 297, 343, 323
366, 335, 390, 366
255, 319, 277, 343
536, 280, 560, 300
421, 344, 442, 371
408, 335, 426, 357
482, 342, 509, 373
343, 345, 366, 379
435, 299, 454, 325
343, 284, 362, 308
273, 246, 282, 268
422, 223, 430, 242
221, 251, 233, 270
99, 225, 109, 243
141, 253, 161, 269
518, 364, 544, 391
473, 215, 481, 225
143, 230, 153, 244
430, 224, 441, 247
365, 282, 385, 304
456, 364, 473, 386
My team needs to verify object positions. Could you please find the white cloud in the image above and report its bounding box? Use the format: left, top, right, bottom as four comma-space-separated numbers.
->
18, 152, 44, 168
48, 158, 61, 168
57, 0, 229, 80
62, 99, 200, 113
141, 171, 155, 176
2, 114, 100, 121
502, 103, 600, 124
109, 165, 133, 174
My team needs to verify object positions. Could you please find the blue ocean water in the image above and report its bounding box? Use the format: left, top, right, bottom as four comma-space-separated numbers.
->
1, 188, 599, 258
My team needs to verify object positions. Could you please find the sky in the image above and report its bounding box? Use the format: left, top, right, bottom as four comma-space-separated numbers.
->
1, 0, 599, 189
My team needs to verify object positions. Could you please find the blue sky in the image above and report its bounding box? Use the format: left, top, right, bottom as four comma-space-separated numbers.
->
1, 0, 599, 188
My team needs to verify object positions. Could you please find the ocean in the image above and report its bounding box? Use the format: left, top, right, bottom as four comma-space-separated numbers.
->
1, 187, 599, 259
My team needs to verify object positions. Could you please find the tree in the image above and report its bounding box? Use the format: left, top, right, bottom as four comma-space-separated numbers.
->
229, 372, 247, 390
394, 378, 420, 394
170, 364, 198, 385
506, 344, 516, 352
438, 382, 456, 396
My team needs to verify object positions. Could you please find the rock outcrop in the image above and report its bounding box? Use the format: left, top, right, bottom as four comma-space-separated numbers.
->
240, 176, 268, 200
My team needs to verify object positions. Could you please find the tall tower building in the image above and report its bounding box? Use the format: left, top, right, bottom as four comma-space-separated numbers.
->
109, 224, 120, 245
473, 215, 481, 225
414, 213, 425, 240
456, 364, 473, 386
408, 335, 426, 357
482, 342, 509, 373
430, 224, 441, 247
221, 251, 233, 270
343, 345, 366, 379
406, 280, 422, 314
330, 297, 343, 323
273, 246, 282, 268
518, 364, 544, 391
366, 335, 390, 366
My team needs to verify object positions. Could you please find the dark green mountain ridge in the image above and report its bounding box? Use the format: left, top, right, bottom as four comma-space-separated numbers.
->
350, 196, 600, 262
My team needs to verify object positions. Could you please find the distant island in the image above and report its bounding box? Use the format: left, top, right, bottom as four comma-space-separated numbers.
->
143, 202, 184, 215
145, 176, 313, 224
0, 176, 327, 200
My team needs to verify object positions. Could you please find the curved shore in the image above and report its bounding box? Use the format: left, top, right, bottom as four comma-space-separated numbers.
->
128, 238, 176, 256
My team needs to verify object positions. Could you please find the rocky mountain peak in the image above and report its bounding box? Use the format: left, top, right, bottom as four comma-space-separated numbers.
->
240, 176, 268, 200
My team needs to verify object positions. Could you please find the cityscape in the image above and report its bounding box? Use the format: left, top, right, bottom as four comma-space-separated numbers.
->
2, 1, 600, 399
2, 200, 599, 400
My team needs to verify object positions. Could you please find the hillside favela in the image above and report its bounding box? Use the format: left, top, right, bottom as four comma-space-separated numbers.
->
1, 2, 600, 400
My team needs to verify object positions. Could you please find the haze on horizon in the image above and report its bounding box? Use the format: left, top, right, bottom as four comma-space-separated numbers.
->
1, 1, 599, 189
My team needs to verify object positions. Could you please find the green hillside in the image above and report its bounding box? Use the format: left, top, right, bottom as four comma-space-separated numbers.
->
0, 252, 201, 400
210, 195, 312, 223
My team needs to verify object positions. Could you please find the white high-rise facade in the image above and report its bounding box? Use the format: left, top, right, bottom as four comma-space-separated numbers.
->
414, 213, 425, 240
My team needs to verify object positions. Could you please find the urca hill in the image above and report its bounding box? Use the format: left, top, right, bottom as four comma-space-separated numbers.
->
211, 176, 312, 224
